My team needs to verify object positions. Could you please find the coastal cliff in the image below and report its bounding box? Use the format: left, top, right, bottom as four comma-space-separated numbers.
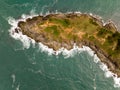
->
15, 13, 120, 76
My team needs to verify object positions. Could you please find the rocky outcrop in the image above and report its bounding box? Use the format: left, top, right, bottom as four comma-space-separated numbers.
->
16, 13, 120, 77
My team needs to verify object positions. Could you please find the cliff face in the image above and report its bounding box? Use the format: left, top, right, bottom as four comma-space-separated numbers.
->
16, 13, 120, 76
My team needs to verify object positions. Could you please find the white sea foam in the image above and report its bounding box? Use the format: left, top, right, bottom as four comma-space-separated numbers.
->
99, 63, 120, 88
11, 74, 16, 88
38, 43, 84, 57
8, 11, 120, 88
16, 84, 20, 90
38, 42, 54, 55
8, 14, 37, 49
93, 54, 100, 63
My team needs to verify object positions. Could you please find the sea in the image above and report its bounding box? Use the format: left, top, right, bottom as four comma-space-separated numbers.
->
1, 0, 120, 90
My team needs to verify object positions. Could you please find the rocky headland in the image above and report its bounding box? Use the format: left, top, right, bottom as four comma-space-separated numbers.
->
15, 13, 120, 77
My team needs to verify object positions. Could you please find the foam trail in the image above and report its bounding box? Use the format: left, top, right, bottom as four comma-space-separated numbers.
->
99, 63, 120, 88
16, 84, 20, 90
30, 8, 36, 15
11, 74, 16, 88
8, 12, 120, 88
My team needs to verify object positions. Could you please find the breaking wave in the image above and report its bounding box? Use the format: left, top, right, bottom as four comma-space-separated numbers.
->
8, 11, 120, 88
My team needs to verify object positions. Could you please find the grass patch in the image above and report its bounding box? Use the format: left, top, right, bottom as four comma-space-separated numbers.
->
49, 18, 70, 27
44, 25, 60, 36
97, 28, 109, 37
89, 18, 98, 26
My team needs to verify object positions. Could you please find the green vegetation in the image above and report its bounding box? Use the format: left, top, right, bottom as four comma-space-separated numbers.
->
18, 13, 120, 72
49, 18, 70, 27
89, 18, 98, 26
45, 25, 60, 36
97, 28, 107, 36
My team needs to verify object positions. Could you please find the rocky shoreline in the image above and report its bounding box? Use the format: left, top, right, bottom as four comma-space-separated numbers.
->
80, 41, 117, 76
15, 13, 120, 77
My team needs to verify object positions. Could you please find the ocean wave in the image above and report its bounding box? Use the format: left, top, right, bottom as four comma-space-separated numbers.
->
8, 15, 37, 49
8, 11, 120, 88
99, 63, 120, 88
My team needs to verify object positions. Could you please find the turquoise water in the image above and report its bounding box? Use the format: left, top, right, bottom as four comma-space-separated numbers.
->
1, 0, 120, 90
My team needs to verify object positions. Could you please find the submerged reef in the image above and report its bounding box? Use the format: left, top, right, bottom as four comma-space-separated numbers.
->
15, 13, 120, 77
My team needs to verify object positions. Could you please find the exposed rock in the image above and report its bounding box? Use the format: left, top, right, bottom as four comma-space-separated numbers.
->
16, 13, 120, 77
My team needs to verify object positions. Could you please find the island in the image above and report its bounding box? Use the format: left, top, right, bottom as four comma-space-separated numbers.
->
15, 13, 120, 77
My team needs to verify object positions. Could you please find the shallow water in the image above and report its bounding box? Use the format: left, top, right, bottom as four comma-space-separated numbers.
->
1, 0, 120, 90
